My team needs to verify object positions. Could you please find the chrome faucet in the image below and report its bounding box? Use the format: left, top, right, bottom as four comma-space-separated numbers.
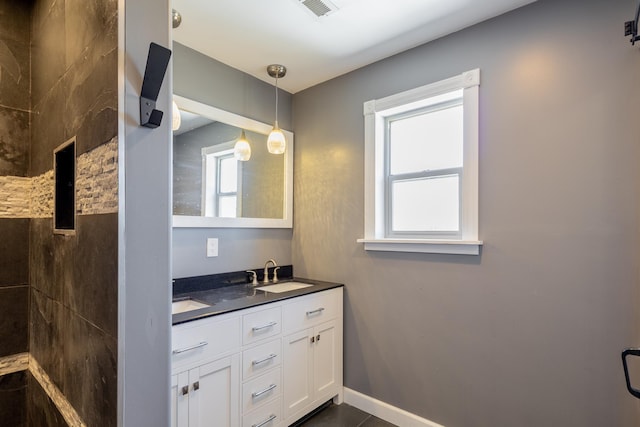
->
263, 259, 279, 284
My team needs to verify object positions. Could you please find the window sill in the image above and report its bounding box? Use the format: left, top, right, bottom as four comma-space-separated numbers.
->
357, 238, 483, 255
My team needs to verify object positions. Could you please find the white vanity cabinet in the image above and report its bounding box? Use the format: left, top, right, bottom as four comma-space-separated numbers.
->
282, 291, 343, 422
171, 286, 343, 427
171, 313, 241, 427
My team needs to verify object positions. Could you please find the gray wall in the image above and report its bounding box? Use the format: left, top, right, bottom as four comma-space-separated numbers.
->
292, 0, 640, 425
121, 1, 172, 426
172, 43, 293, 278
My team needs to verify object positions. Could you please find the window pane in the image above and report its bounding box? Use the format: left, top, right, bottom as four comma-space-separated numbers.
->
391, 175, 459, 232
389, 104, 463, 175
219, 156, 238, 193
218, 196, 237, 218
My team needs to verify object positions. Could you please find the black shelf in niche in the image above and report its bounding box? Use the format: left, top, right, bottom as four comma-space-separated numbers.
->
54, 137, 76, 234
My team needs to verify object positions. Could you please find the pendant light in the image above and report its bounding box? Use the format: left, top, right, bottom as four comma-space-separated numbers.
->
172, 99, 181, 131
234, 130, 251, 161
267, 64, 287, 155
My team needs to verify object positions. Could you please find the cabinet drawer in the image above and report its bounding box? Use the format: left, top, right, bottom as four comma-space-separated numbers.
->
282, 289, 340, 334
242, 338, 282, 381
171, 315, 241, 370
243, 306, 282, 345
242, 367, 282, 414
242, 397, 282, 427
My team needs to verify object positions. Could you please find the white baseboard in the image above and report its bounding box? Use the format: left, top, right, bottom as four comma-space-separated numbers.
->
343, 387, 445, 427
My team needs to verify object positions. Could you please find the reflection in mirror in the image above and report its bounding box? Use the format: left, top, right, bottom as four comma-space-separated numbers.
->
172, 96, 293, 228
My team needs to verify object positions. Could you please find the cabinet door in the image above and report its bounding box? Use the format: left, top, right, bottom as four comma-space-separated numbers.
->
313, 320, 340, 400
189, 354, 240, 427
283, 328, 314, 420
171, 372, 190, 427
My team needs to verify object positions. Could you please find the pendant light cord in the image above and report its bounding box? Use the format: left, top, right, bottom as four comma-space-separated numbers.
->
275, 76, 279, 125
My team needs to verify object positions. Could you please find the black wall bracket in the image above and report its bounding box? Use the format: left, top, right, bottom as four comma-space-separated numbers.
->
622, 348, 640, 399
140, 42, 172, 128
624, 2, 640, 45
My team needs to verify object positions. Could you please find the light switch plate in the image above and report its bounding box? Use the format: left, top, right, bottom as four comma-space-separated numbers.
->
206, 238, 218, 257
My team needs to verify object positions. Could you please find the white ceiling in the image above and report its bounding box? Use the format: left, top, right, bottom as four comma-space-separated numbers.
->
171, 0, 537, 93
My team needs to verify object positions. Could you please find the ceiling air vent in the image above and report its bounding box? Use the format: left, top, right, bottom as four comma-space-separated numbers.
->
299, 0, 339, 18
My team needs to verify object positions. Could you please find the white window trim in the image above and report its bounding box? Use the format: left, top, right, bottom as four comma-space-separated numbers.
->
357, 69, 483, 256
201, 141, 243, 218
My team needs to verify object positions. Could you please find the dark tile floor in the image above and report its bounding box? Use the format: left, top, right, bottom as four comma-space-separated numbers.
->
294, 402, 397, 427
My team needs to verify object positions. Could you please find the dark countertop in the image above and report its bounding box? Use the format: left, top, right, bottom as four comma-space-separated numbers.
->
172, 278, 344, 325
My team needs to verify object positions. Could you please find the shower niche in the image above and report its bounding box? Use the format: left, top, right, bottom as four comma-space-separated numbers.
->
54, 137, 76, 234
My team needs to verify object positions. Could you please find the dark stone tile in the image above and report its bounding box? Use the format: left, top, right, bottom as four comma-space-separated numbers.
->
30, 218, 59, 300
63, 308, 117, 427
27, 372, 68, 427
0, 286, 28, 357
31, 80, 66, 176
30, 288, 64, 390
0, 106, 29, 176
68, 213, 117, 337
54, 229, 74, 311
0, 0, 31, 112
64, 0, 117, 69
31, 0, 66, 109
63, 38, 118, 155
298, 403, 371, 427
0, 37, 31, 112
0, 1, 32, 44
0, 218, 29, 286
0, 370, 27, 427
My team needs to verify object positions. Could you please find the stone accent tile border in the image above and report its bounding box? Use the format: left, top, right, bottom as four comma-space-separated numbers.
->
0, 137, 118, 219
30, 355, 86, 427
0, 177, 31, 217
0, 353, 86, 426
31, 170, 54, 218
76, 137, 118, 216
0, 352, 29, 375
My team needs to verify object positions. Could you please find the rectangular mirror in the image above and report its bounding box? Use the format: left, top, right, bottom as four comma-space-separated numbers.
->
172, 95, 293, 228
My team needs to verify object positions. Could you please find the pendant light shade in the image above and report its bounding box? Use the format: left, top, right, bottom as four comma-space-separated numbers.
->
267, 64, 287, 155
172, 99, 181, 131
234, 130, 251, 161
267, 121, 286, 155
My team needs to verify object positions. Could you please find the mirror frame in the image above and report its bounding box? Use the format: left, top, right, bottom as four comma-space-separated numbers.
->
172, 95, 294, 228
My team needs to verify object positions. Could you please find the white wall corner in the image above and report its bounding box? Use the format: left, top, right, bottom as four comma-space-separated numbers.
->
343, 387, 446, 427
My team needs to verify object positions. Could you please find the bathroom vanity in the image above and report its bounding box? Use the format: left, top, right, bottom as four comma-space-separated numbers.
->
170, 276, 343, 427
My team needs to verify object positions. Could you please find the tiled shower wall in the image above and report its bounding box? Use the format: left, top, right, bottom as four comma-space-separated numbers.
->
0, 0, 119, 426
0, 2, 32, 425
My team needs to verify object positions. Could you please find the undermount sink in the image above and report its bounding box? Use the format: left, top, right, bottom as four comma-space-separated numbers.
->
255, 282, 313, 294
172, 299, 211, 314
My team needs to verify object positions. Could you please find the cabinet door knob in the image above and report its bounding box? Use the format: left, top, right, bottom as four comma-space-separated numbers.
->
310, 336, 315, 343
317, 334, 321, 342
181, 386, 189, 396
193, 381, 200, 391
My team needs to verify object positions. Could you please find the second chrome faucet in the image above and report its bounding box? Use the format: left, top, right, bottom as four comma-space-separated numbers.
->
263, 259, 280, 284
246, 259, 281, 286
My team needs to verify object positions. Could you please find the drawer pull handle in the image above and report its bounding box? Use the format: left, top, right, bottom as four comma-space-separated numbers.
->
172, 341, 208, 355
252, 321, 277, 332
306, 307, 325, 316
252, 414, 277, 427
252, 383, 277, 399
252, 353, 278, 366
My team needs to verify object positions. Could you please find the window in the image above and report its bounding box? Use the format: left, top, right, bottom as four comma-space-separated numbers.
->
202, 143, 243, 218
358, 69, 482, 255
